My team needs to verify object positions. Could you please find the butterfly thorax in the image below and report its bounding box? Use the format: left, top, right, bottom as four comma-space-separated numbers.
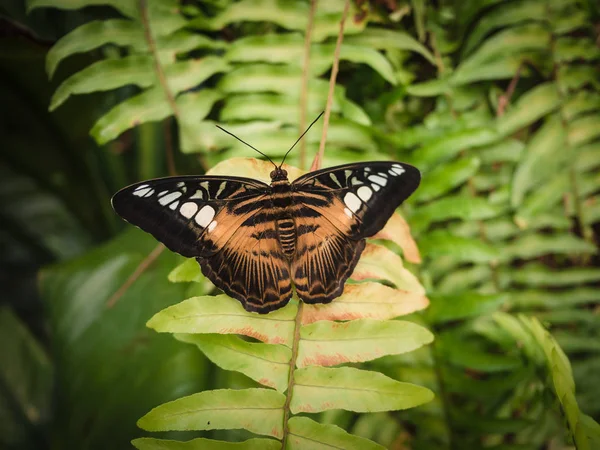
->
269, 172, 297, 257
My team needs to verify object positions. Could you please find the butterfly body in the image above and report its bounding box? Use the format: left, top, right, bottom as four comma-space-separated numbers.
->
112, 161, 420, 314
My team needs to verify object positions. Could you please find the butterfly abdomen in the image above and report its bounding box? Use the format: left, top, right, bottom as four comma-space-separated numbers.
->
276, 218, 296, 256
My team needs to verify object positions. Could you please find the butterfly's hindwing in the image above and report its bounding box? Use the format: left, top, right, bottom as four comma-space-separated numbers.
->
292, 161, 420, 239
111, 176, 269, 258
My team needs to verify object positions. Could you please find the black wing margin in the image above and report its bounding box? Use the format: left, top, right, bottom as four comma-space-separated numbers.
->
111, 175, 269, 258
292, 161, 420, 239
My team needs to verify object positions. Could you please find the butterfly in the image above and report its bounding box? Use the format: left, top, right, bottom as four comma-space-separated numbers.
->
112, 159, 420, 313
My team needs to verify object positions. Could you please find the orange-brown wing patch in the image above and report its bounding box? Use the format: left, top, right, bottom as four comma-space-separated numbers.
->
198, 217, 293, 314
291, 211, 365, 305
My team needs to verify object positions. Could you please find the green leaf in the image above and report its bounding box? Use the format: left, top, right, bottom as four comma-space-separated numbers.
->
287, 416, 385, 450
301, 282, 429, 324
27, 0, 139, 19
410, 194, 504, 235
297, 319, 433, 368
138, 388, 285, 438
344, 28, 435, 64
352, 244, 425, 294
419, 231, 500, 263
453, 24, 551, 85
462, 1, 546, 56
558, 65, 600, 92
406, 78, 451, 97
564, 91, 600, 122
568, 114, 600, 148
503, 234, 597, 261
507, 287, 598, 310
496, 83, 561, 136
554, 36, 600, 62
412, 127, 499, 171
511, 115, 567, 207
506, 264, 600, 287
147, 295, 298, 346
38, 229, 209, 448
412, 156, 481, 203
427, 293, 508, 324
46, 19, 143, 78
132, 437, 281, 450
168, 258, 203, 283
291, 367, 433, 413
0, 307, 52, 448
176, 334, 291, 392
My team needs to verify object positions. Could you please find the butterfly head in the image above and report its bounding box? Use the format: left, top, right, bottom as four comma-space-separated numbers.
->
270, 168, 288, 182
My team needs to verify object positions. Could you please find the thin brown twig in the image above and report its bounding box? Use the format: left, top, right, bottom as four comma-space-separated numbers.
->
298, 0, 318, 170
310, 0, 350, 172
497, 62, 524, 117
106, 244, 165, 308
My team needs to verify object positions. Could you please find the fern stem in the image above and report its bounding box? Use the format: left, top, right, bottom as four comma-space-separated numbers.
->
282, 301, 303, 449
299, 0, 317, 171
310, 0, 350, 172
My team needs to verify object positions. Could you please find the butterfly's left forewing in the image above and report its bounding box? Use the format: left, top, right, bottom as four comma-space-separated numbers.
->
290, 161, 420, 304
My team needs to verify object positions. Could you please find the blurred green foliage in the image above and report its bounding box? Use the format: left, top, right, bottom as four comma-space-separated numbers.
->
1, 0, 599, 448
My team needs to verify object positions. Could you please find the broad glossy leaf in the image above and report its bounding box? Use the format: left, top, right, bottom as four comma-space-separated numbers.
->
168, 258, 203, 283
291, 367, 433, 413
138, 388, 285, 438
0, 307, 52, 448
38, 229, 209, 449
352, 244, 425, 294
301, 282, 429, 324
297, 319, 433, 368
427, 293, 508, 324
50, 56, 154, 111
287, 416, 385, 450
132, 437, 281, 450
47, 19, 143, 78
147, 296, 297, 346
412, 156, 480, 203
496, 83, 561, 136
176, 334, 291, 392
373, 213, 421, 263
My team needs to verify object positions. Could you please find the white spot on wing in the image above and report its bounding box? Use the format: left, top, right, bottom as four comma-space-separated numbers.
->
329, 173, 340, 187
372, 183, 381, 192
177, 182, 185, 188
158, 190, 169, 197
391, 165, 405, 176
368, 175, 387, 186
143, 188, 154, 198
133, 187, 151, 197
195, 205, 215, 227
216, 182, 227, 197
389, 169, 398, 176
344, 207, 353, 218
134, 184, 150, 191
208, 221, 217, 232
344, 170, 353, 179
344, 192, 362, 213
357, 186, 372, 202
180, 202, 198, 219
169, 200, 179, 210
158, 191, 182, 206
190, 190, 204, 200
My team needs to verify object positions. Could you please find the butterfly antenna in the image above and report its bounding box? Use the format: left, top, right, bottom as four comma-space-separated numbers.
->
279, 110, 325, 167
215, 125, 277, 168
